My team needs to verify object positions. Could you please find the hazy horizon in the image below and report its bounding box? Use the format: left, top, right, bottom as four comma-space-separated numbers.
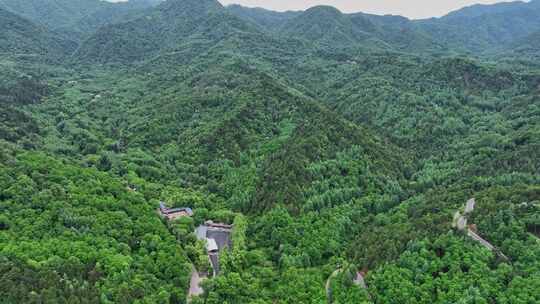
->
217, 0, 526, 19
103, 0, 530, 19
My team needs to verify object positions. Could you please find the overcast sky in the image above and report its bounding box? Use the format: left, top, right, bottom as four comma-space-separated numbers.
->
217, 0, 522, 19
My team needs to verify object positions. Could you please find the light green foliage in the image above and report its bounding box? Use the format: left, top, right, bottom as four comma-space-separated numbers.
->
0, 151, 190, 303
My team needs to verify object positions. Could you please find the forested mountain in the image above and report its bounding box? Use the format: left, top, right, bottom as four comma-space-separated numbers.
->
0, 0, 109, 29
228, 0, 540, 54
418, 0, 540, 53
0, 0, 158, 41
75, 0, 261, 63
0, 7, 73, 56
509, 30, 540, 59
1, 0, 539, 303
279, 6, 369, 45
228, 4, 440, 53
225, 4, 301, 30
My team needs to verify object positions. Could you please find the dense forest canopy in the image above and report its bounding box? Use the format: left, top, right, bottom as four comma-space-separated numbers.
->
0, 0, 539, 303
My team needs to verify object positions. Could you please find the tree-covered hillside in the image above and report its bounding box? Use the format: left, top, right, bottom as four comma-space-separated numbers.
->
0, 0, 539, 303
74, 0, 263, 64
0, 8, 74, 57
417, 0, 540, 53
225, 4, 301, 30
0, 0, 158, 42
229, 0, 540, 55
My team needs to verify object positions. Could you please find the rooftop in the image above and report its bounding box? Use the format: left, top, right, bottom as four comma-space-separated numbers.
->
159, 201, 194, 216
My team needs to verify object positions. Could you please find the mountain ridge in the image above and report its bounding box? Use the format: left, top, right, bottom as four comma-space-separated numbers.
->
74, 0, 262, 63
227, 0, 540, 55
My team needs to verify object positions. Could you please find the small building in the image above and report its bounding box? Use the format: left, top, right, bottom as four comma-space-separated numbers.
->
206, 238, 219, 253
205, 220, 233, 230
159, 202, 168, 213
158, 201, 193, 221
195, 225, 208, 241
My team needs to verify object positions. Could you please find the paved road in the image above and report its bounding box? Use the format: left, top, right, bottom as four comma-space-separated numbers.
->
467, 229, 509, 261
454, 200, 509, 261
188, 265, 206, 302
209, 253, 219, 276
187, 225, 232, 302
467, 229, 495, 251
199, 226, 231, 276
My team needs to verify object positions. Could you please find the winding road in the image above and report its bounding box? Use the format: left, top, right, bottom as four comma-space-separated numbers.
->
454, 198, 509, 261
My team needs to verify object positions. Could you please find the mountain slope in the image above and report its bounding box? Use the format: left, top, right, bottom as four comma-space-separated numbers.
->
233, 5, 440, 53
417, 0, 540, 53
228, 0, 540, 55
226, 4, 301, 31
0, 0, 111, 30
508, 30, 540, 58
74, 0, 263, 64
0, 0, 157, 41
61, 1, 156, 41
0, 8, 73, 56
279, 6, 374, 47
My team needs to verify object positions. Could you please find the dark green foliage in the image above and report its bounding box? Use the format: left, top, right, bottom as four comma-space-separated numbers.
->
0, 74, 49, 104
253, 104, 406, 214
0, 107, 40, 146
0, 256, 100, 303
509, 30, 540, 60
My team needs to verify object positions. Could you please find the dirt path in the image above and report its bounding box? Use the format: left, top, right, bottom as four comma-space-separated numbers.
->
188, 265, 206, 303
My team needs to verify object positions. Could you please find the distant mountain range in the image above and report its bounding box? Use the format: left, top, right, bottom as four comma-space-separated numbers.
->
1, 0, 539, 62
417, 0, 540, 53
226, 0, 540, 55
74, 0, 257, 63
0, 0, 160, 41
